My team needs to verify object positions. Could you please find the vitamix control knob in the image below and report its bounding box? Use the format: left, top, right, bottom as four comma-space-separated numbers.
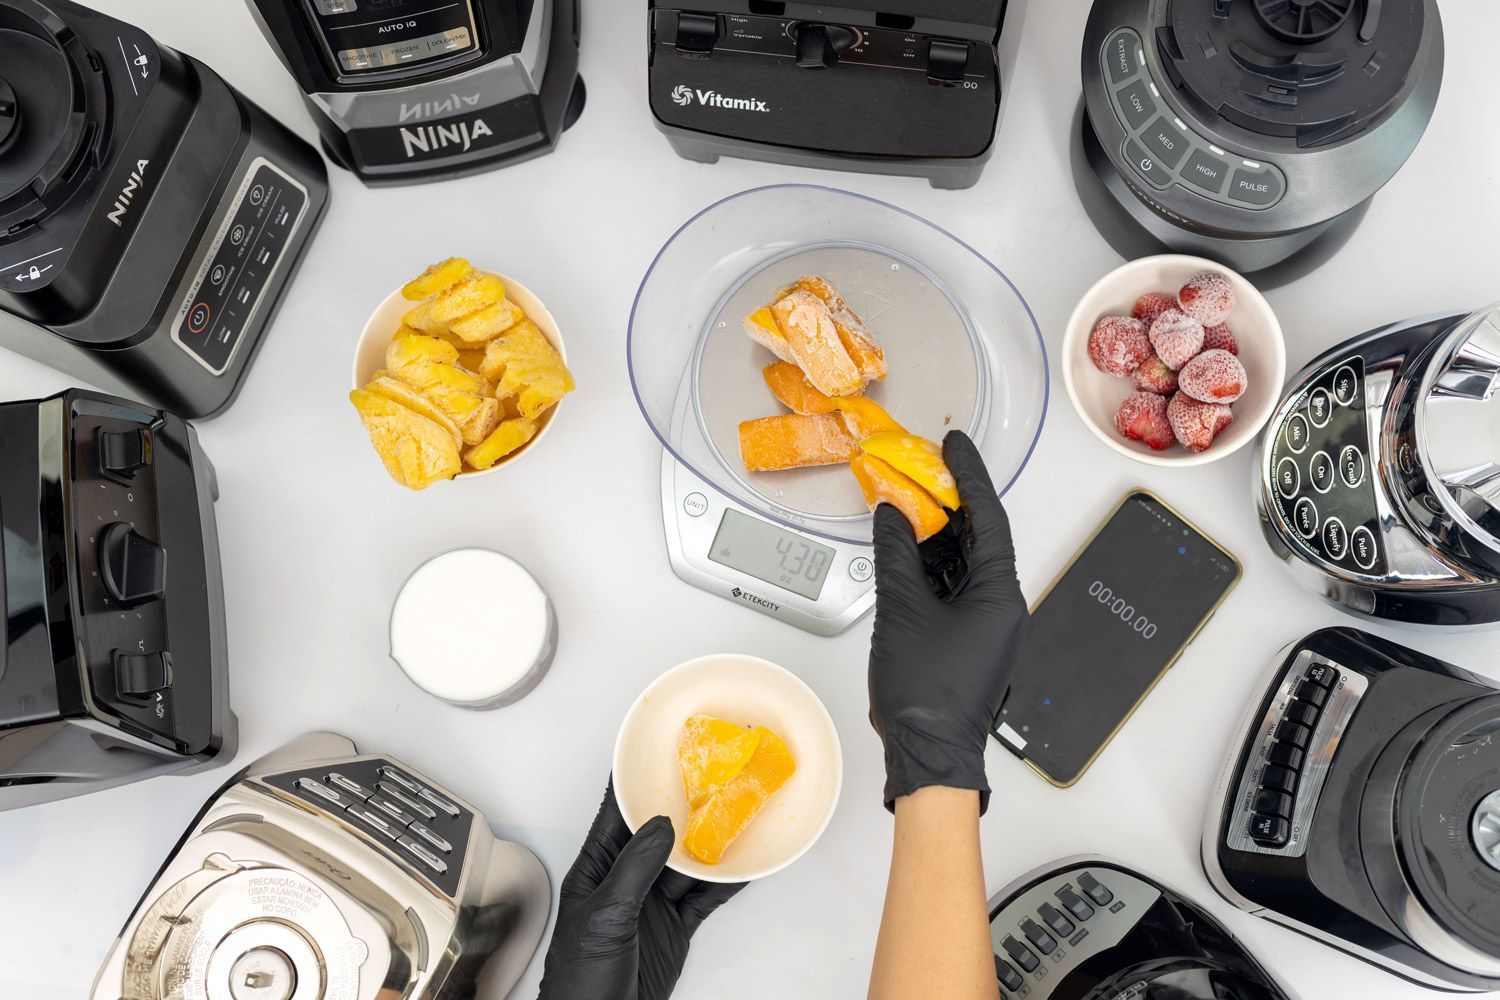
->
794, 23, 857, 68
99, 523, 166, 607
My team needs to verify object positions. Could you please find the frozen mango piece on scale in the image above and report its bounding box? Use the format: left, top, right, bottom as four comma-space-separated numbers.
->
349, 388, 461, 490
791, 275, 887, 383
386, 333, 460, 372
450, 300, 525, 344
851, 453, 949, 542
742, 307, 797, 365
770, 291, 865, 398
832, 397, 905, 440
402, 257, 472, 300
683, 726, 796, 866
763, 361, 838, 415
363, 373, 462, 450
739, 413, 859, 472
679, 716, 762, 810
858, 432, 959, 509
465, 417, 537, 470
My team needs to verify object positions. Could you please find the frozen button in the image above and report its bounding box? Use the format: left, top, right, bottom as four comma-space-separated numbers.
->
1276, 458, 1301, 499
1322, 517, 1348, 561
1123, 139, 1172, 190
1333, 365, 1360, 406
1105, 29, 1143, 85
1182, 148, 1231, 195
1284, 414, 1309, 454
1293, 497, 1319, 539
1310, 451, 1336, 494
1339, 446, 1366, 488
1228, 165, 1286, 207
1350, 526, 1378, 570
1114, 80, 1157, 130
1140, 117, 1191, 169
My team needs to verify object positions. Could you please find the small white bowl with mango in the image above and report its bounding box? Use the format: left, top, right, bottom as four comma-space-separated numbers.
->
351, 257, 575, 489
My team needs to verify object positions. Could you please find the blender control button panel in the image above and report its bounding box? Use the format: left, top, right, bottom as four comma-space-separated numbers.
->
1101, 28, 1286, 210
988, 866, 1162, 996
173, 159, 310, 376
265, 758, 472, 897
1268, 357, 1386, 576
1224, 651, 1369, 858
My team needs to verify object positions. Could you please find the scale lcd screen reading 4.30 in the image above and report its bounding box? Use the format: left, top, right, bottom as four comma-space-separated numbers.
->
996, 491, 1240, 786
708, 509, 835, 601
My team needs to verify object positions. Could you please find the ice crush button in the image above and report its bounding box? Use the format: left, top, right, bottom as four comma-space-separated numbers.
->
1124, 139, 1172, 189
1339, 446, 1366, 488
1105, 29, 1143, 85
1115, 80, 1157, 130
1182, 149, 1231, 195
1228, 164, 1286, 208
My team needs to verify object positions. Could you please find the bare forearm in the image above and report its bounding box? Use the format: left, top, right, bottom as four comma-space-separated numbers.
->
868, 786, 999, 1000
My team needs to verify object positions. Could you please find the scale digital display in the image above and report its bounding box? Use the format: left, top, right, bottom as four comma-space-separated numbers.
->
708, 509, 836, 601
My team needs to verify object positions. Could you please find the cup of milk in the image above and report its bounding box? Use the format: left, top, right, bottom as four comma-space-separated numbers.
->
389, 548, 557, 709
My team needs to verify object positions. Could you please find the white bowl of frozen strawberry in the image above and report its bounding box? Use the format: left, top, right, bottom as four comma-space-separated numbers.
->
1062, 255, 1286, 467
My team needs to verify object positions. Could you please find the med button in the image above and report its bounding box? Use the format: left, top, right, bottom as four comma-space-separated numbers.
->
1228, 164, 1286, 208
1140, 117, 1191, 169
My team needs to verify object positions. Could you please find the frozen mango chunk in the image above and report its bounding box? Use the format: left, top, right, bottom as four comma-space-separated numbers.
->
832, 397, 905, 441
851, 453, 949, 542
363, 373, 462, 450
858, 432, 959, 509
771, 291, 864, 397
402, 257, 472, 300
465, 417, 537, 471
742, 307, 797, 365
683, 726, 796, 865
427, 272, 507, 327
679, 716, 762, 810
350, 388, 461, 490
739, 413, 859, 472
763, 361, 837, 415
792, 275, 887, 382
480, 322, 575, 419
386, 333, 459, 372
450, 300, 525, 343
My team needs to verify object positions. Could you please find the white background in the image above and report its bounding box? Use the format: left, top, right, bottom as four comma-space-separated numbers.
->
3, 1, 1499, 998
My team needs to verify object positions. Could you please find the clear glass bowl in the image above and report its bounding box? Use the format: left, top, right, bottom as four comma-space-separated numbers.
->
628, 185, 1048, 545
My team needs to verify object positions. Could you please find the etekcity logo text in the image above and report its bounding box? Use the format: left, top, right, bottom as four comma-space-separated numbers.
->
671, 85, 770, 113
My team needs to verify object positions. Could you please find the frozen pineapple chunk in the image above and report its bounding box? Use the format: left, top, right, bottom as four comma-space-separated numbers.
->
679, 716, 762, 810
480, 322, 575, 418
683, 726, 796, 865
450, 300, 525, 343
386, 333, 459, 372
349, 388, 461, 490
386, 362, 499, 446
427, 272, 507, 327
363, 372, 462, 449
402, 257, 472, 300
465, 417, 537, 471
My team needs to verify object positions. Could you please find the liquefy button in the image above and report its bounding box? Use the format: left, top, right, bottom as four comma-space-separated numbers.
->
1322, 517, 1348, 561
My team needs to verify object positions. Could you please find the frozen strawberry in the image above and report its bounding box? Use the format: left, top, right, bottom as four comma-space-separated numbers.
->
1148, 309, 1205, 370
1179, 349, 1247, 403
1177, 271, 1236, 326
1167, 392, 1234, 453
1087, 315, 1152, 377
1132, 292, 1178, 328
1132, 355, 1179, 395
1115, 392, 1175, 451
1202, 322, 1238, 355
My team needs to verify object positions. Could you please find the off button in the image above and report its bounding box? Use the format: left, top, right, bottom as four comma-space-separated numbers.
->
186, 302, 211, 334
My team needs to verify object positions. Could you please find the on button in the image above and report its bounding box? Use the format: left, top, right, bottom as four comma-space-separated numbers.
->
187, 302, 211, 334
1123, 139, 1172, 190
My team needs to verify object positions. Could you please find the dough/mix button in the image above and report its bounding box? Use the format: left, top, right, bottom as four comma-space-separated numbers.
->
1283, 413, 1309, 454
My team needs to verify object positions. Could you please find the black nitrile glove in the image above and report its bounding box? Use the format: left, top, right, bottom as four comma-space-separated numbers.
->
538, 784, 746, 1000
868, 431, 1030, 814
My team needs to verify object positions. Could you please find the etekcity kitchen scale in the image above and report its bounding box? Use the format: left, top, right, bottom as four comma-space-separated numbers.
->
629, 186, 1047, 634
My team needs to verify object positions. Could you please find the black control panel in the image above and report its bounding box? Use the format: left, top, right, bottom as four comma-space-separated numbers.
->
302, 0, 478, 75
173, 161, 310, 376
1101, 28, 1286, 210
1268, 357, 1386, 576
265, 758, 473, 898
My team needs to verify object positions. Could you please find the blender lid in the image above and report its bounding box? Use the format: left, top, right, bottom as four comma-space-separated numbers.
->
0, 1, 106, 232
1395, 694, 1500, 965
1159, 0, 1429, 146
1416, 304, 1500, 558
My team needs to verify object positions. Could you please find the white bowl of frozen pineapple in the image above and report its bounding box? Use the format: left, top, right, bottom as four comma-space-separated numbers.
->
351, 258, 575, 489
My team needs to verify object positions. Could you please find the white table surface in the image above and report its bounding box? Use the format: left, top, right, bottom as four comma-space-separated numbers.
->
4, 2, 1499, 998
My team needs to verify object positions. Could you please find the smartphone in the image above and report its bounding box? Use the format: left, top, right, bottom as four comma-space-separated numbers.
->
993, 489, 1240, 787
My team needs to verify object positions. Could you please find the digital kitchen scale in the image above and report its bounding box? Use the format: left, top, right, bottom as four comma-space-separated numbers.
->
629, 186, 1048, 635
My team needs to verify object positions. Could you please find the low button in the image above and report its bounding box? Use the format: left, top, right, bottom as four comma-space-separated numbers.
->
1322, 516, 1348, 560
1307, 389, 1332, 428
1276, 458, 1301, 499
1182, 148, 1231, 195
1333, 365, 1360, 406
1105, 29, 1143, 85
397, 834, 450, 874
1339, 446, 1366, 488
1228, 165, 1286, 208
1140, 117, 1191, 169
1123, 139, 1172, 190
1284, 414, 1310, 453
1350, 526, 1378, 571
1292, 497, 1319, 539
1309, 451, 1335, 494
409, 821, 453, 853
1114, 79, 1158, 130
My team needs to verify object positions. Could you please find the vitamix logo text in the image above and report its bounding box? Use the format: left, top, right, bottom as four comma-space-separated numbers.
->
672, 86, 769, 113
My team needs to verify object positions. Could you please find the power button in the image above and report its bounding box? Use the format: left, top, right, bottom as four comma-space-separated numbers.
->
186, 302, 211, 334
